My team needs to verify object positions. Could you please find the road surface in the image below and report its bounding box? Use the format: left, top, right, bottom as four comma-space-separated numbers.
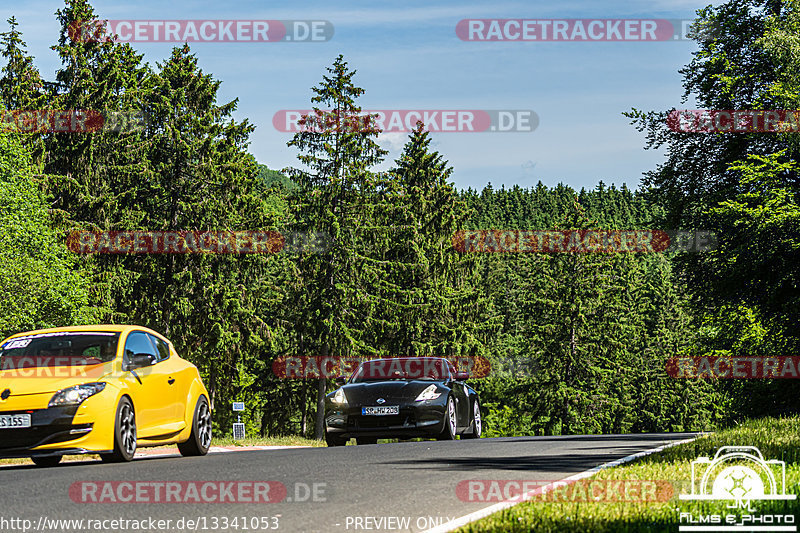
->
0, 433, 696, 533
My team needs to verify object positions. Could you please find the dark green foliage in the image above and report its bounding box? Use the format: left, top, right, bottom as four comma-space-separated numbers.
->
460, 185, 720, 435
627, 0, 800, 425
2, 0, 793, 441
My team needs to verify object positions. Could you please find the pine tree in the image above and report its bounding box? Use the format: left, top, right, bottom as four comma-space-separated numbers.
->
0, 18, 49, 175
374, 124, 496, 359
0, 17, 47, 110
47, 0, 150, 224
285, 55, 387, 439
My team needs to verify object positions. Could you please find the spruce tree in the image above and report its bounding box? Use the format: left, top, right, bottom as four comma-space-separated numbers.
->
285, 55, 387, 438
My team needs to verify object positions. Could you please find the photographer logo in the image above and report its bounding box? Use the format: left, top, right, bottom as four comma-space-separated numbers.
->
678, 446, 796, 531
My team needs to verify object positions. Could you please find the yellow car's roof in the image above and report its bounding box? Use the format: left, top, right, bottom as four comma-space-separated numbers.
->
5, 325, 164, 340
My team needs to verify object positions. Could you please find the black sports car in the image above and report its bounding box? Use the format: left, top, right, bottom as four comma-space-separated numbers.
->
324, 357, 482, 446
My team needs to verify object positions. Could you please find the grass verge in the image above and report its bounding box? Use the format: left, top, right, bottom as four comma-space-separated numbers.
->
457, 416, 800, 533
210, 435, 323, 448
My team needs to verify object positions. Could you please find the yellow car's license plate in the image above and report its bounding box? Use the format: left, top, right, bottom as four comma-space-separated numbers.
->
362, 406, 399, 416
0, 414, 31, 428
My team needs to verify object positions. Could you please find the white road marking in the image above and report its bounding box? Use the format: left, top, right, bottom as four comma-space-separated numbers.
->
423, 436, 700, 533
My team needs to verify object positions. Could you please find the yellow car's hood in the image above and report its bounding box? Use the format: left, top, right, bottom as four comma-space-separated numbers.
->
0, 362, 114, 396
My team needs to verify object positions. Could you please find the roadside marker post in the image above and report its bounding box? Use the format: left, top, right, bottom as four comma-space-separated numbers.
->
232, 402, 246, 440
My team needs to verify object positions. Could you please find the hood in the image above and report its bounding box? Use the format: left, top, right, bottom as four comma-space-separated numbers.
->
0, 362, 115, 396
340, 380, 445, 403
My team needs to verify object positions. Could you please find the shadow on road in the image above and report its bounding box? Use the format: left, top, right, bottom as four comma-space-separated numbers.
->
382, 433, 699, 472
384, 452, 639, 472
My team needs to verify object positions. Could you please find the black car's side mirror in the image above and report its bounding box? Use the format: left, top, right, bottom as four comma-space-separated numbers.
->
127, 353, 156, 370
334, 377, 347, 386
454, 371, 469, 381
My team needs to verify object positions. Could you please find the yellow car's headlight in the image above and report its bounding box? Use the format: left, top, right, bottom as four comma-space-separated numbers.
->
48, 383, 106, 407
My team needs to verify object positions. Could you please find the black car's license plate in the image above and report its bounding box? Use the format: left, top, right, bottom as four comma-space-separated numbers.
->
362, 406, 399, 416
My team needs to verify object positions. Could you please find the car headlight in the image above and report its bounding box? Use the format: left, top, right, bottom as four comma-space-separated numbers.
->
332, 388, 347, 405
48, 383, 106, 407
415, 384, 441, 402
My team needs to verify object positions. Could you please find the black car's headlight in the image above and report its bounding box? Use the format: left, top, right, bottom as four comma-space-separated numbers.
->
331, 388, 347, 406
415, 384, 442, 402
48, 383, 107, 407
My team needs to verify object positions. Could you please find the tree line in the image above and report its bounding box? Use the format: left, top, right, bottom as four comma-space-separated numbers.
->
1, 0, 797, 439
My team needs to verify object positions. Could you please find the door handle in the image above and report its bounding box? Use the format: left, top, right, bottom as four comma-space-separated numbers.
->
168, 378, 175, 385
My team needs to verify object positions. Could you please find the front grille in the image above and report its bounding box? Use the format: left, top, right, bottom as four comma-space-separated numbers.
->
348, 412, 416, 429
0, 406, 81, 451
0, 426, 68, 450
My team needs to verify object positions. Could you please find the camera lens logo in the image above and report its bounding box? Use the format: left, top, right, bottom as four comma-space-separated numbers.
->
680, 446, 796, 507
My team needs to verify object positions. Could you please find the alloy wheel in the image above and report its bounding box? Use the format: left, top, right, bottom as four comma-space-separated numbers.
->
197, 401, 212, 449
120, 402, 137, 457
448, 398, 457, 436
473, 402, 482, 436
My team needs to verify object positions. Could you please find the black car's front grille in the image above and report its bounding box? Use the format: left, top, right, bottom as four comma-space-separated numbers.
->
348, 412, 416, 429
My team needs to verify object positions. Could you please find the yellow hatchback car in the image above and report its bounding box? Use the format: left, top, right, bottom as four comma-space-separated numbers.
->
0, 325, 212, 466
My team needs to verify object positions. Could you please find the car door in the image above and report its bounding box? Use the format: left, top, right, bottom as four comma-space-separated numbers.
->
447, 362, 470, 431
122, 331, 175, 436
147, 333, 186, 427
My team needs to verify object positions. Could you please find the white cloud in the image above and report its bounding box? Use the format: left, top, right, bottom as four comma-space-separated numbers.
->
376, 131, 409, 152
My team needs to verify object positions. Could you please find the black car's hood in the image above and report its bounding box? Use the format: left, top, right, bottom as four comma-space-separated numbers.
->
341, 380, 445, 403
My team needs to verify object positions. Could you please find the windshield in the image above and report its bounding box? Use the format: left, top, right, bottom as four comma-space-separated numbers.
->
349, 358, 451, 383
0, 332, 120, 370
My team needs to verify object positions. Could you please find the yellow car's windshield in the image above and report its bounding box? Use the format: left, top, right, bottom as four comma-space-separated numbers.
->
0, 332, 120, 369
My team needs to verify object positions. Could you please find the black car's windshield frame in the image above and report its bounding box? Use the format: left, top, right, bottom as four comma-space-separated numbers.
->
349, 359, 452, 383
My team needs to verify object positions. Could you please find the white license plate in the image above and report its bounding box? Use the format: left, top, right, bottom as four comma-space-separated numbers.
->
362, 406, 399, 416
0, 414, 31, 429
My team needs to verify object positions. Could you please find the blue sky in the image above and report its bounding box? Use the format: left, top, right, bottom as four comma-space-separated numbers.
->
5, 0, 723, 191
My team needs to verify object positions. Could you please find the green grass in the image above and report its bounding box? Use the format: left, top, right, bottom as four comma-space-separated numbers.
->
0, 435, 322, 466
0, 455, 103, 466
211, 435, 323, 447
457, 416, 800, 533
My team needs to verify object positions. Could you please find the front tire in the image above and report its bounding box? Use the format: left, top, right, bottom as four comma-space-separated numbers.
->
436, 396, 457, 441
31, 455, 62, 467
178, 396, 212, 457
101, 397, 137, 463
462, 400, 482, 439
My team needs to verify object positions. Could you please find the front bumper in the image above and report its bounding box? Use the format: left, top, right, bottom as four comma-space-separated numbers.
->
0, 391, 117, 457
0, 405, 97, 456
325, 400, 447, 439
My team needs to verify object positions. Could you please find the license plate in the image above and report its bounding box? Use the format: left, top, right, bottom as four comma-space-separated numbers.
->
362, 406, 399, 416
0, 414, 31, 429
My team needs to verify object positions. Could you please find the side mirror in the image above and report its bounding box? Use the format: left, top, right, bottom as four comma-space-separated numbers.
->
127, 353, 156, 370
334, 377, 347, 386
454, 371, 469, 381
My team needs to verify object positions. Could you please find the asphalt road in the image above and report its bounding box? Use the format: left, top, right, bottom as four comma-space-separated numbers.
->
0, 433, 695, 533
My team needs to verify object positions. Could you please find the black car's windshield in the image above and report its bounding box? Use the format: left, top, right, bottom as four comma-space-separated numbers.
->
0, 332, 120, 369
350, 358, 451, 383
